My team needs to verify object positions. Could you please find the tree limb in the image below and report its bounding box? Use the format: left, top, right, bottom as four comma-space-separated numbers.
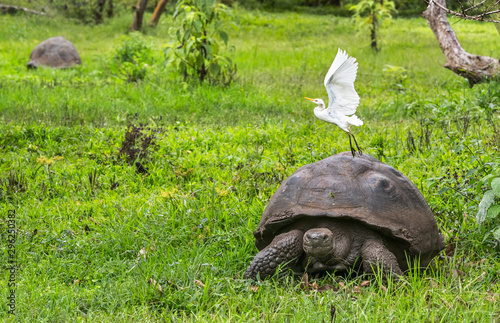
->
464, 0, 489, 13
423, 0, 500, 86
426, 0, 500, 23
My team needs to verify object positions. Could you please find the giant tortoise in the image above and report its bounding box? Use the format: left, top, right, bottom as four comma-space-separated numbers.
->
244, 152, 445, 280
27, 36, 81, 69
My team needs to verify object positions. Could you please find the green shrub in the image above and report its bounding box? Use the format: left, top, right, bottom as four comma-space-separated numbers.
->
164, 0, 237, 85
112, 32, 154, 82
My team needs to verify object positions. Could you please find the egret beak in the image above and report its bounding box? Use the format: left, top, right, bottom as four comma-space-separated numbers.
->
304, 97, 314, 102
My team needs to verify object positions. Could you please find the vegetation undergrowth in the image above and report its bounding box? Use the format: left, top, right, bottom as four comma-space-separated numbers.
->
0, 6, 499, 322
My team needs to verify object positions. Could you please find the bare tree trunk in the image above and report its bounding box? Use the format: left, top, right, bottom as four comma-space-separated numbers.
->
423, 0, 500, 86
370, 12, 378, 51
149, 0, 169, 27
131, 0, 149, 31
95, 0, 106, 24
107, 0, 114, 18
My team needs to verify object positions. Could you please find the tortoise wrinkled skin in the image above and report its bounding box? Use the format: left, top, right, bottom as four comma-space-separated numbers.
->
244, 152, 445, 280
27, 37, 81, 69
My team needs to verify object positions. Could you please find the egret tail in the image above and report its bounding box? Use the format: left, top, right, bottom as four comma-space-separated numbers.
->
346, 115, 363, 127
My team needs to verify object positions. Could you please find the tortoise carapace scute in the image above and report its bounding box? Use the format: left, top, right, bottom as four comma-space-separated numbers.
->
245, 152, 445, 280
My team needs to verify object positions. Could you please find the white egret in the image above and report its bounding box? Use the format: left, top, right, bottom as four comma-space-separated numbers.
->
305, 49, 363, 157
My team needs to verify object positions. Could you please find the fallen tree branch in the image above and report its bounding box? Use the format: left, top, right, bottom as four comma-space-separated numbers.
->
0, 4, 46, 15
423, 0, 500, 86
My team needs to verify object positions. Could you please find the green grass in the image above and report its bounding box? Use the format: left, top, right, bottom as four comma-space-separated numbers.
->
0, 6, 500, 322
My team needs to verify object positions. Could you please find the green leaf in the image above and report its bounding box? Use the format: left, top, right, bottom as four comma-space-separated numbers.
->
477, 190, 495, 224
491, 177, 500, 196
219, 31, 228, 45
176, 29, 182, 42
493, 226, 500, 242
173, 4, 182, 19
211, 41, 220, 55
185, 40, 194, 54
179, 61, 187, 72
210, 63, 220, 75
465, 168, 477, 177
193, 20, 202, 33
438, 187, 451, 194
202, 43, 213, 58
487, 204, 500, 219
195, 53, 204, 67
183, 29, 191, 43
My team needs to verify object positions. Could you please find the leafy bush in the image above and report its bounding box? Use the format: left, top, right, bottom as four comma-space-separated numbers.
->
112, 32, 154, 82
164, 0, 237, 85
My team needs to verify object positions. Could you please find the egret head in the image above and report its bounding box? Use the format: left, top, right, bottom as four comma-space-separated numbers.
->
305, 97, 325, 109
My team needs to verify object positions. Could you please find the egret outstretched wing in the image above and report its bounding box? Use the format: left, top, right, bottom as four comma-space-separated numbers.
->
323, 49, 360, 116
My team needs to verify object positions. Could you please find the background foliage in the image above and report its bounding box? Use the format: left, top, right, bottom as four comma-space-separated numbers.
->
0, 0, 431, 18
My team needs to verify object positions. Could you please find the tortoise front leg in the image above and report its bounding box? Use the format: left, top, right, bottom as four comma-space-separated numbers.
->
244, 230, 304, 280
360, 239, 403, 279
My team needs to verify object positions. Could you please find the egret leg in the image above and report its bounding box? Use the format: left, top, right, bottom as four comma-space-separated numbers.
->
351, 133, 363, 155
348, 134, 356, 158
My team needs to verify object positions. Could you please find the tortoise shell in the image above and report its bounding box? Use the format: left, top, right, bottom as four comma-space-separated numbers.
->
27, 36, 81, 69
254, 152, 444, 267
